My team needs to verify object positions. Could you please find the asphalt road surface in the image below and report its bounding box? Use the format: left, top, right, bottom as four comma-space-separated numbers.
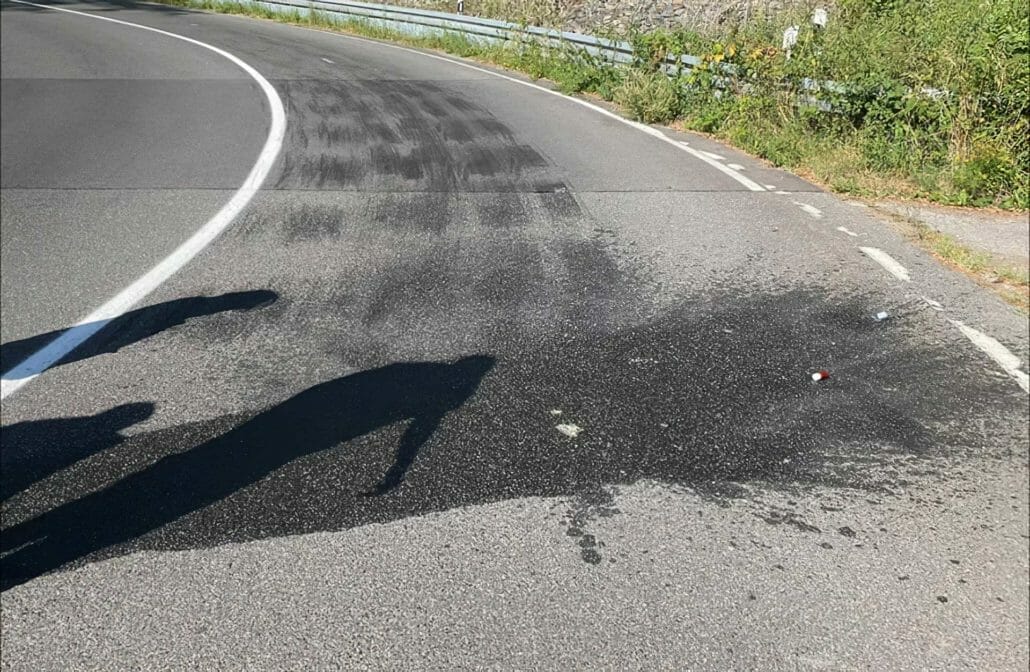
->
1, 1, 1028, 669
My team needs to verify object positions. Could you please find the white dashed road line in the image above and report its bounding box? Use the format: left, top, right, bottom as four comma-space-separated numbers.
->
950, 320, 1030, 393
793, 201, 823, 219
674, 144, 768, 191
836, 226, 859, 237
859, 247, 911, 282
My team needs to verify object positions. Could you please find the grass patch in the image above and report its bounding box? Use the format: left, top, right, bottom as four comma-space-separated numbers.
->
905, 220, 1029, 311
626, 0, 1029, 210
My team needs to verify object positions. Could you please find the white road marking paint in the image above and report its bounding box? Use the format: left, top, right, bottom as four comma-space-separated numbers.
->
321, 57, 334, 63
950, 320, 1030, 393
793, 201, 823, 218
675, 143, 767, 191
836, 226, 859, 237
727, 162, 745, 170
1, 0, 286, 400
775, 190, 791, 195
303, 28, 768, 191
700, 150, 725, 161
859, 247, 911, 282
764, 184, 777, 190
922, 296, 944, 311
556, 423, 583, 438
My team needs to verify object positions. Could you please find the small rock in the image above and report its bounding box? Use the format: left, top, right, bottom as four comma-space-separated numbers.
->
937, 595, 948, 604
556, 423, 582, 438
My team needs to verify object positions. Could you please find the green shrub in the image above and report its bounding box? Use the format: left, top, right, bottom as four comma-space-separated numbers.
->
614, 69, 682, 123
664, 0, 1029, 207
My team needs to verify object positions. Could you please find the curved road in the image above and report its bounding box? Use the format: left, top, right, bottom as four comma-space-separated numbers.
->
1, 1, 1028, 669
0, 1, 268, 357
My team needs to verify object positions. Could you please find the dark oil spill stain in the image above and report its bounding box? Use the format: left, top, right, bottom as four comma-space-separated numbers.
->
1, 288, 1022, 588
560, 486, 620, 565
760, 512, 822, 533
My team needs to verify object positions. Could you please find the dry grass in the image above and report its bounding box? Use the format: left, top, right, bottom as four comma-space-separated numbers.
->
897, 217, 1029, 312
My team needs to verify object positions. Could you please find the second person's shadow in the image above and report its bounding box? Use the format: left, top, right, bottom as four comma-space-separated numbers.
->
1, 355, 495, 591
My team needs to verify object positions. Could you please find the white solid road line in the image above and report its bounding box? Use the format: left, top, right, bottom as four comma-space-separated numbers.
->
859, 246, 911, 282
1, 0, 286, 400
950, 320, 1030, 393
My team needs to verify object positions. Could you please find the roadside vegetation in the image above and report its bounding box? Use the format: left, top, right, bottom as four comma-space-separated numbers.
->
155, 0, 1028, 210
872, 208, 1030, 310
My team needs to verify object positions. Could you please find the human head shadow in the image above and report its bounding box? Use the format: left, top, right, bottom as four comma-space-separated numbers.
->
1, 402, 154, 501
0, 355, 495, 591
0, 290, 277, 375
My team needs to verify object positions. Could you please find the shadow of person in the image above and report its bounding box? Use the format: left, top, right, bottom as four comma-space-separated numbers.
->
0, 355, 494, 592
1, 403, 155, 501
0, 290, 278, 375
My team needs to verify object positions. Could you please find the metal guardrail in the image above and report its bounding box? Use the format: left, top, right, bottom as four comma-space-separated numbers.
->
223, 0, 703, 71
212, 0, 892, 109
